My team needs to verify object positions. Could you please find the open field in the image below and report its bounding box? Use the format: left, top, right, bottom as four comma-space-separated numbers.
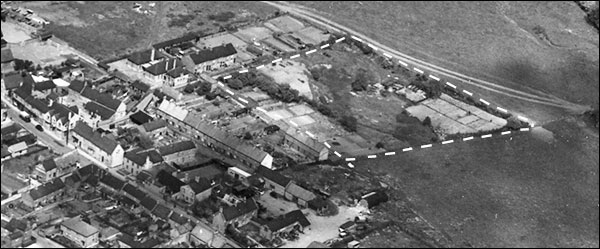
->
291, 1, 599, 122
259, 60, 313, 99
17, 1, 278, 60
0, 22, 32, 43
353, 118, 599, 247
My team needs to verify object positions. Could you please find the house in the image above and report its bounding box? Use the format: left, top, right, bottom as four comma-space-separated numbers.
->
80, 87, 126, 121
123, 183, 147, 202
308, 197, 329, 215
141, 118, 169, 137
212, 198, 258, 233
181, 43, 237, 74
48, 101, 80, 135
151, 203, 173, 221
180, 178, 213, 203
139, 195, 158, 212
123, 148, 163, 177
129, 110, 153, 125
358, 190, 389, 209
259, 209, 310, 240
117, 233, 161, 248
131, 80, 151, 94
82, 101, 115, 128
157, 140, 197, 165
33, 80, 56, 95
21, 178, 65, 209
61, 216, 99, 248
156, 100, 273, 169
164, 67, 191, 88
126, 49, 163, 71
71, 121, 124, 167
34, 158, 58, 182
256, 167, 291, 197
156, 169, 186, 195
283, 128, 328, 162
188, 224, 233, 248
1, 173, 29, 197
142, 57, 180, 85
284, 182, 316, 208
338, 221, 356, 233
99, 173, 126, 193
1, 48, 15, 73
7, 141, 28, 157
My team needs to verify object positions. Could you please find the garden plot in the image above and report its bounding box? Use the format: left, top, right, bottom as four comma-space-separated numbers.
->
264, 15, 305, 33
406, 93, 506, 135
263, 37, 296, 52
288, 103, 315, 116
287, 115, 316, 127
233, 26, 273, 43
1, 22, 32, 43
292, 26, 330, 45
266, 108, 295, 121
258, 60, 313, 99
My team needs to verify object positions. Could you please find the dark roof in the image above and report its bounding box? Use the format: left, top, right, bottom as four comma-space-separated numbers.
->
339, 221, 355, 230
169, 211, 189, 225
2, 73, 23, 90
256, 167, 291, 188
188, 178, 212, 193
131, 80, 150, 93
130, 111, 153, 125
308, 197, 328, 210
188, 43, 237, 65
14, 133, 37, 146
68, 79, 86, 93
143, 58, 180, 76
84, 101, 115, 120
49, 101, 77, 124
34, 80, 56, 91
118, 233, 161, 248
127, 49, 163, 65
8, 231, 23, 240
151, 203, 172, 220
120, 195, 137, 207
1, 48, 14, 63
125, 148, 163, 167
100, 173, 126, 191
156, 170, 186, 194
25, 96, 50, 113
28, 178, 65, 201
142, 119, 168, 132
64, 172, 82, 184
166, 67, 190, 78
41, 158, 58, 171
139, 195, 158, 212
1, 123, 22, 136
152, 89, 174, 102
7, 218, 27, 232
158, 140, 196, 156
123, 183, 147, 201
361, 191, 389, 208
152, 33, 199, 49
222, 198, 258, 221
72, 122, 120, 153
80, 87, 121, 111
136, 170, 152, 183
76, 163, 102, 178
264, 209, 310, 232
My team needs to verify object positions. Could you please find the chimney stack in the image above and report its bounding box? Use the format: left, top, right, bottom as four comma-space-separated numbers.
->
151, 49, 155, 61
165, 59, 169, 71
173, 59, 177, 70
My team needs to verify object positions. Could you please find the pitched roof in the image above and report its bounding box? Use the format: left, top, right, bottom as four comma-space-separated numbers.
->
156, 170, 186, 194
34, 80, 56, 91
28, 178, 65, 200
142, 119, 168, 132
139, 195, 158, 212
80, 87, 121, 111
62, 217, 99, 237
166, 67, 190, 78
157, 100, 188, 121
2, 73, 23, 90
188, 178, 212, 193
157, 140, 196, 157
143, 58, 180, 76
25, 96, 50, 114
72, 122, 120, 153
188, 43, 237, 65
127, 49, 163, 65
84, 101, 115, 120
361, 191, 389, 208
68, 79, 86, 93
284, 127, 327, 154
222, 198, 258, 221
285, 183, 316, 202
118, 233, 161, 248
151, 203, 172, 220
152, 33, 199, 49
7, 218, 27, 233
1, 48, 14, 63
123, 183, 146, 201
49, 101, 77, 124
256, 167, 291, 188
41, 158, 58, 171
77, 163, 102, 178
64, 172, 82, 184
120, 195, 137, 207
169, 211, 189, 225
100, 173, 126, 191
131, 80, 150, 93
129, 110, 153, 125
307, 241, 329, 248
264, 209, 310, 232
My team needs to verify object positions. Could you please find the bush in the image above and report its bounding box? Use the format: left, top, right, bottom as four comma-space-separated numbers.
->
339, 115, 358, 132
168, 14, 195, 28
375, 141, 385, 149
14, 59, 34, 71
205, 91, 218, 100
208, 11, 236, 22
196, 81, 212, 96
184, 84, 196, 94
351, 68, 372, 91
227, 78, 243, 90
422, 116, 432, 127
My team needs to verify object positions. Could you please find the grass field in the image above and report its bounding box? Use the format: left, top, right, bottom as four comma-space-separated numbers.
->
353, 117, 599, 247
18, 1, 277, 60
292, 1, 599, 121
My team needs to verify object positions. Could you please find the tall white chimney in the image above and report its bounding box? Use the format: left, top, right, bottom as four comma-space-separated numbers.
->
173, 59, 177, 70
151, 49, 155, 61
165, 59, 169, 71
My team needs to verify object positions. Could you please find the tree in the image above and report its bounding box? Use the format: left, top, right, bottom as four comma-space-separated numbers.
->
339, 115, 358, 132
184, 84, 196, 94
506, 116, 523, 130
375, 141, 385, 149
138, 134, 154, 149
14, 59, 34, 71
227, 78, 243, 90
351, 69, 372, 91
196, 81, 212, 96
205, 91, 218, 100
422, 116, 432, 127
243, 131, 253, 140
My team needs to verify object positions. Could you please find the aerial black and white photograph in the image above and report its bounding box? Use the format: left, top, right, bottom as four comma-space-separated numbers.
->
0, 1, 598, 248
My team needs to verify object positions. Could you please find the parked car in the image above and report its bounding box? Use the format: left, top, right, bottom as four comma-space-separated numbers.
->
35, 124, 43, 131
338, 231, 349, 238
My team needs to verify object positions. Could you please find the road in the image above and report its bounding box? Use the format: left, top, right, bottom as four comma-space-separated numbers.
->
261, 1, 590, 114
1, 97, 74, 155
